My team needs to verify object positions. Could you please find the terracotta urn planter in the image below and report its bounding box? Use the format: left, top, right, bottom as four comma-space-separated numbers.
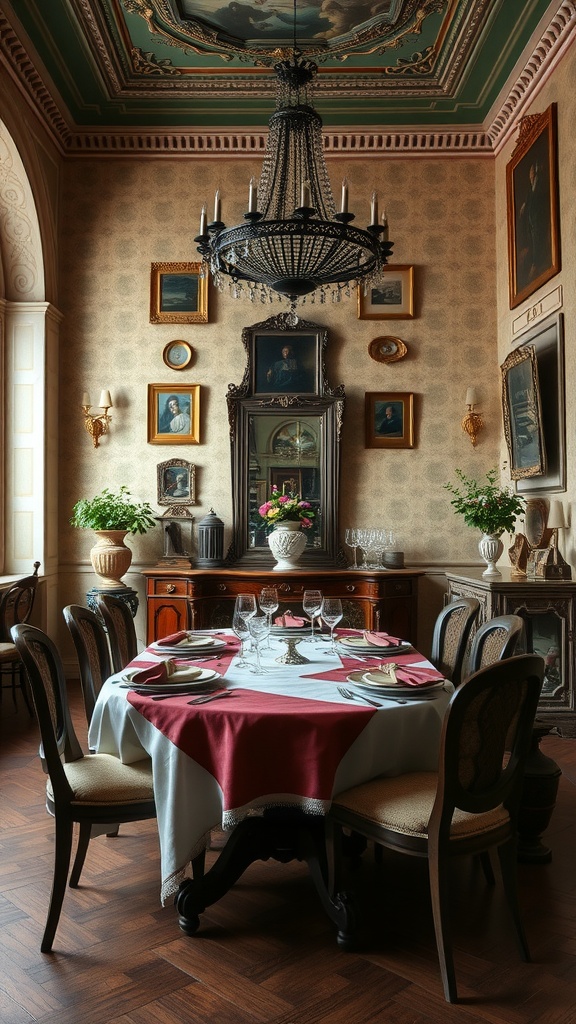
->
90, 530, 133, 589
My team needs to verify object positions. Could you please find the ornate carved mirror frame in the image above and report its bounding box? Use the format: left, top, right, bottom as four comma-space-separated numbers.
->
226, 313, 345, 567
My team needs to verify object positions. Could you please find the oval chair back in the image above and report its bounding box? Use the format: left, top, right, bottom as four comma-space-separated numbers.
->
63, 604, 113, 726
466, 613, 525, 677
0, 560, 41, 712
430, 597, 480, 686
95, 593, 138, 673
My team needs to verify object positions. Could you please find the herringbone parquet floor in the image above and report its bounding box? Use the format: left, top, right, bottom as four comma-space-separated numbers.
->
1, 681, 576, 1024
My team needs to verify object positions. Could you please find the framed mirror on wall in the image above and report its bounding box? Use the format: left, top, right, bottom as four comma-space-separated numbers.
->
226, 313, 346, 566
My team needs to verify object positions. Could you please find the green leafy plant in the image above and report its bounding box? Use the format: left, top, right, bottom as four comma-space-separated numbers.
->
70, 486, 156, 535
444, 468, 525, 536
257, 486, 317, 531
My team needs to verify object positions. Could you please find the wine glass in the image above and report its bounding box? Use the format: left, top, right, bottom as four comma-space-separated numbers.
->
302, 589, 322, 641
231, 608, 251, 668
320, 598, 343, 654
248, 614, 270, 675
236, 593, 256, 624
345, 528, 359, 568
259, 587, 279, 648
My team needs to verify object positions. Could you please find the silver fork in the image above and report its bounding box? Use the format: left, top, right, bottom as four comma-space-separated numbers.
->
337, 686, 407, 707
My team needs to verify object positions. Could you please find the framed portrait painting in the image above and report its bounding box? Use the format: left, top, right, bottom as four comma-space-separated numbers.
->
252, 330, 320, 395
506, 103, 560, 309
514, 313, 565, 494
148, 384, 200, 445
157, 458, 196, 506
150, 262, 208, 324
365, 392, 414, 449
358, 265, 414, 320
500, 346, 545, 479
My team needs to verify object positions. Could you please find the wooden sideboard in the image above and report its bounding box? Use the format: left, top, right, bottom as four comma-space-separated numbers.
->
445, 568, 576, 736
142, 566, 425, 646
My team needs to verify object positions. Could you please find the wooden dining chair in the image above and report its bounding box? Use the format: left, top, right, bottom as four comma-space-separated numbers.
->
466, 613, 525, 676
11, 622, 156, 954
95, 593, 138, 673
328, 653, 545, 1003
0, 561, 41, 713
430, 596, 480, 687
63, 604, 113, 726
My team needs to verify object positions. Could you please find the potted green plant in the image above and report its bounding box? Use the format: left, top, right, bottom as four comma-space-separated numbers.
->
71, 486, 156, 588
444, 468, 525, 576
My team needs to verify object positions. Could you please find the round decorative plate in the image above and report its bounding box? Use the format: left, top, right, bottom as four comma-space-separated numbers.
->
368, 337, 407, 364
163, 340, 193, 370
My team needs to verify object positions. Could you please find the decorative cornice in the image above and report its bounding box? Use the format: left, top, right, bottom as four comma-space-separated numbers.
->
0, 3, 574, 158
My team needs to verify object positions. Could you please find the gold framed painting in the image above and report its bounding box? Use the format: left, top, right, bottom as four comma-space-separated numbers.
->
506, 103, 560, 309
365, 392, 414, 449
358, 265, 414, 320
500, 346, 545, 479
150, 262, 208, 324
148, 384, 200, 445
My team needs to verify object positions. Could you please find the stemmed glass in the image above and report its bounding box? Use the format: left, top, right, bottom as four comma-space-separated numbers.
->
302, 589, 322, 641
248, 614, 270, 675
345, 528, 359, 568
320, 597, 343, 654
232, 594, 256, 668
259, 586, 279, 648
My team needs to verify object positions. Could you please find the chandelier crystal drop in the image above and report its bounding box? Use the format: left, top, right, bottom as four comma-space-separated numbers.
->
195, 49, 393, 308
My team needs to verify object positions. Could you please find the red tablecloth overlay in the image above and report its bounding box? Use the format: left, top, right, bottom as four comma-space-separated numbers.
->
127, 630, 375, 810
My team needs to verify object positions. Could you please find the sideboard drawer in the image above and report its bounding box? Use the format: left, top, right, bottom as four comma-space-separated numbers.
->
149, 578, 190, 597
383, 579, 413, 597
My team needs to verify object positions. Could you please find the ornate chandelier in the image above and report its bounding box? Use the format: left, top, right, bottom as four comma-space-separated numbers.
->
195, 40, 393, 308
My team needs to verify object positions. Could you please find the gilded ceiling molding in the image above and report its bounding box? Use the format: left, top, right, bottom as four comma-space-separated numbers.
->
488, 0, 576, 152
1, 3, 575, 157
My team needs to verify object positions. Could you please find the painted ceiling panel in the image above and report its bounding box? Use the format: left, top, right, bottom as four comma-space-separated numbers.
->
2, 0, 564, 128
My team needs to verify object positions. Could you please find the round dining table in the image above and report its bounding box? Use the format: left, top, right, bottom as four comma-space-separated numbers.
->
88, 627, 452, 936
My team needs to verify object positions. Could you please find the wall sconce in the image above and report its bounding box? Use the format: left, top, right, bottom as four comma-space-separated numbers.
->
82, 390, 113, 448
461, 387, 484, 447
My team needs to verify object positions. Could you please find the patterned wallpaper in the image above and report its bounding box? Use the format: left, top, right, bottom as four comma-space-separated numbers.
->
58, 154, 501, 592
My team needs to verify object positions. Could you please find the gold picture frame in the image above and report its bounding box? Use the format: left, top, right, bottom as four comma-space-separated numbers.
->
368, 336, 407, 364
506, 104, 560, 309
358, 265, 414, 320
148, 384, 200, 445
150, 262, 208, 324
365, 391, 414, 449
500, 346, 545, 479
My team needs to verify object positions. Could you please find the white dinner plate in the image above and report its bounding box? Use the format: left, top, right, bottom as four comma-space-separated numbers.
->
150, 636, 227, 656
346, 670, 445, 698
337, 636, 413, 655
126, 667, 221, 694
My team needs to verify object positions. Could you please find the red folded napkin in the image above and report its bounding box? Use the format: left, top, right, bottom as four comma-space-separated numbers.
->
365, 664, 443, 687
156, 631, 190, 646
363, 631, 404, 647
128, 658, 177, 685
274, 611, 309, 627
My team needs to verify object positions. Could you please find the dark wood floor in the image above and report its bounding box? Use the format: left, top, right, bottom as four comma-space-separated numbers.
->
1, 681, 576, 1024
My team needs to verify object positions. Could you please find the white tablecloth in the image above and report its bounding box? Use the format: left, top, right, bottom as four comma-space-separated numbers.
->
88, 634, 451, 903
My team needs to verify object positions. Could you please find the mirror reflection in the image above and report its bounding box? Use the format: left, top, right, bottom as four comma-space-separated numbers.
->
249, 414, 322, 549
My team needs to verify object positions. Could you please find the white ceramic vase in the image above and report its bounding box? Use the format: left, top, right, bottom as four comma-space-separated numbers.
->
478, 533, 504, 577
90, 530, 132, 588
268, 522, 307, 571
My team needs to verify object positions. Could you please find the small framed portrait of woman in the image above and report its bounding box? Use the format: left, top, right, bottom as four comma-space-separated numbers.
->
157, 459, 196, 506
148, 384, 200, 445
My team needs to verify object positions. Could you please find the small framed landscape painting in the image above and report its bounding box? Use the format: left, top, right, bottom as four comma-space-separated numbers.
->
150, 262, 208, 324
358, 266, 414, 320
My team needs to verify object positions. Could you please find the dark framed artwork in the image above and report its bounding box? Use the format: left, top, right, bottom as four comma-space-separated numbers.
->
150, 262, 208, 324
358, 265, 414, 319
157, 458, 196, 506
148, 384, 200, 445
514, 313, 566, 494
365, 392, 414, 449
506, 103, 560, 309
253, 331, 320, 395
500, 346, 545, 479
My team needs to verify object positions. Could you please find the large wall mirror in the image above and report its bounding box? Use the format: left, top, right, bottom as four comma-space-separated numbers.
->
226, 313, 345, 566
